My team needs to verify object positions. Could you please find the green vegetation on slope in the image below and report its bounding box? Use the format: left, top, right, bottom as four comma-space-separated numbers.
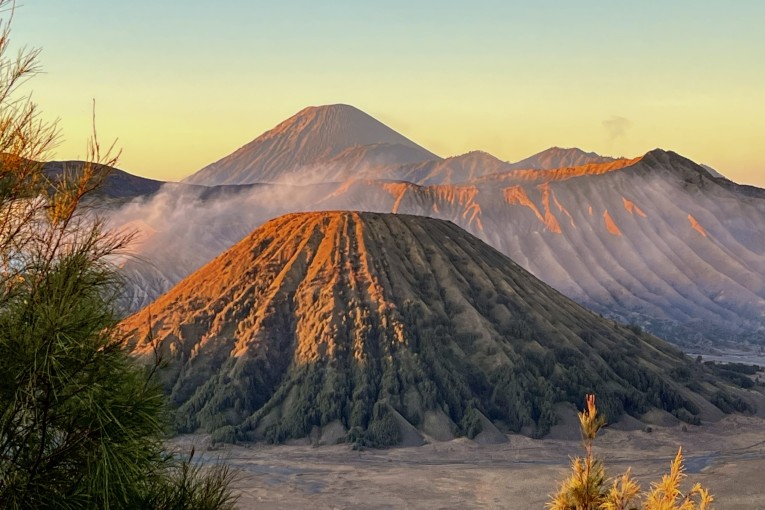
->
122, 212, 756, 447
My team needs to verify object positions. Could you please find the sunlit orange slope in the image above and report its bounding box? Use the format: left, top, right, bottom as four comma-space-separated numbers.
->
120, 211, 740, 445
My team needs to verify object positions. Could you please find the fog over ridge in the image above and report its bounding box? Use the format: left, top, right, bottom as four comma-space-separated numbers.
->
104, 153, 765, 349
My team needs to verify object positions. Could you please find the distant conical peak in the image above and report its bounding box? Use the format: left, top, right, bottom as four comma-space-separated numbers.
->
183, 104, 438, 185
298, 103, 364, 114
263, 103, 379, 135
282, 103, 397, 125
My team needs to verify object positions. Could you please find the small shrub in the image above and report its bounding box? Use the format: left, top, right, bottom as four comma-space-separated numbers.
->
460, 407, 484, 439
354, 403, 402, 448
711, 390, 752, 413
138, 449, 238, 510
548, 395, 714, 510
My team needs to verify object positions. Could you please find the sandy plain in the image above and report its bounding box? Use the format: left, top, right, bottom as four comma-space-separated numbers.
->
178, 412, 765, 509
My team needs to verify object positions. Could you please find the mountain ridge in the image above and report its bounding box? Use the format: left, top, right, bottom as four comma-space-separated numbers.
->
507, 146, 616, 171
182, 104, 625, 187
43, 160, 164, 199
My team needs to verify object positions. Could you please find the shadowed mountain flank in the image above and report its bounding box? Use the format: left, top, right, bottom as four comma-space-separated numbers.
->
43, 160, 164, 199
120, 212, 750, 446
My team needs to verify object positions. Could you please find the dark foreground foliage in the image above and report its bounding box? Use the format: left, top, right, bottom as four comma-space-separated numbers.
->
0, 253, 237, 509
0, 2, 237, 505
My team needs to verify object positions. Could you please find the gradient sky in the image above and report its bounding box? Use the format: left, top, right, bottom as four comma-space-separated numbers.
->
12, 1, 765, 186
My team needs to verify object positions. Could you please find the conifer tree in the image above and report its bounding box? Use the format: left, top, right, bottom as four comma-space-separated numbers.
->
0, 2, 236, 508
549, 394, 714, 510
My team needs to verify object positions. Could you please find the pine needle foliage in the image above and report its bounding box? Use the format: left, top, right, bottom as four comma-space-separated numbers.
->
136, 448, 239, 510
548, 395, 715, 510
0, 2, 236, 508
548, 394, 612, 510
643, 449, 714, 510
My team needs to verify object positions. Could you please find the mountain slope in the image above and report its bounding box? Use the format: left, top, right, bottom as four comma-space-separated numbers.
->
112, 150, 765, 347
183, 104, 439, 185
475, 156, 640, 185
43, 160, 164, 199
507, 147, 616, 170
180, 110, 619, 187
310, 149, 515, 186
382, 151, 512, 185
120, 212, 750, 445
323, 151, 765, 345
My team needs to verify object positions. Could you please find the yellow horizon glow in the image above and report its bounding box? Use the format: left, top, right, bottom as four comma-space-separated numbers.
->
38, 88, 765, 188
16, 2, 765, 188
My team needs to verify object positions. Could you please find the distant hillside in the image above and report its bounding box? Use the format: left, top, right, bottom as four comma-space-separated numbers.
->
380, 151, 513, 185
507, 147, 616, 170
316, 150, 765, 346
43, 160, 164, 199
183, 104, 439, 185
121, 212, 752, 446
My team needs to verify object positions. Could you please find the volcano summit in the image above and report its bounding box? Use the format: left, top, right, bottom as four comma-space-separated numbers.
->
121, 212, 751, 445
